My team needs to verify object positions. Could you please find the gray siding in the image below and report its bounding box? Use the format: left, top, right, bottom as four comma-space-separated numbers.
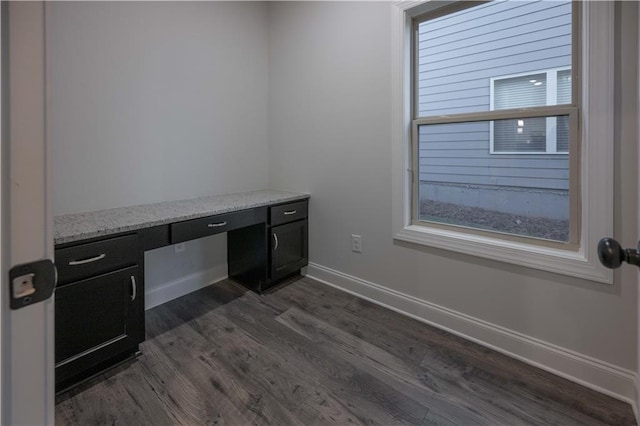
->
418, 0, 571, 191
419, 123, 569, 190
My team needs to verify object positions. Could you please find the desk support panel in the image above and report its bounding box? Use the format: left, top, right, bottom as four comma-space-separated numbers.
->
228, 223, 268, 293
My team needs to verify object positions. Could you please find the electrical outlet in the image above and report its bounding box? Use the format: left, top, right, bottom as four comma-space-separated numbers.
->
351, 234, 362, 253
174, 242, 186, 253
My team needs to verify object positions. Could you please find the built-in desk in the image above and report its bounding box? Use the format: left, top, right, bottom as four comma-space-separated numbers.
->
53, 189, 309, 392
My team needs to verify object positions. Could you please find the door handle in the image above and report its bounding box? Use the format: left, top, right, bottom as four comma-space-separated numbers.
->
273, 233, 279, 251
208, 221, 227, 228
68, 253, 106, 265
597, 238, 640, 269
130, 275, 137, 301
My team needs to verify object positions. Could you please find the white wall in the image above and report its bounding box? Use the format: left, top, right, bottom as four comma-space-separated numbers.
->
47, 2, 269, 302
268, 1, 638, 401
48, 2, 269, 214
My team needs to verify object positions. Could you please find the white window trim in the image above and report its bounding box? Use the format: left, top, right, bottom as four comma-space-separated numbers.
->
489, 67, 571, 155
391, 1, 614, 284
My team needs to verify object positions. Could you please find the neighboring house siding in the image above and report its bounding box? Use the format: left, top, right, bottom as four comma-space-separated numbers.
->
419, 124, 569, 190
418, 0, 571, 191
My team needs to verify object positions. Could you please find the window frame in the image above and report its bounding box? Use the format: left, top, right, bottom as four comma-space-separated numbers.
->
391, 0, 614, 284
489, 67, 572, 155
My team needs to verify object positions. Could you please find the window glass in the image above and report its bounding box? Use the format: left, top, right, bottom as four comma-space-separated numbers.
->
555, 69, 572, 152
494, 73, 547, 110
414, 0, 573, 242
494, 117, 547, 152
417, 118, 570, 241
416, 1, 572, 117
557, 69, 572, 104
556, 116, 569, 152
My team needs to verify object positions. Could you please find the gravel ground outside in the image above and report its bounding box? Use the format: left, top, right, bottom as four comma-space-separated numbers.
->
420, 199, 569, 242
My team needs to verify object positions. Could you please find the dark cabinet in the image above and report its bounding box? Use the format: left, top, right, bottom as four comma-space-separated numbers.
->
54, 234, 144, 392
270, 220, 308, 281
267, 200, 308, 286
171, 208, 266, 244
228, 199, 309, 293
55, 234, 139, 285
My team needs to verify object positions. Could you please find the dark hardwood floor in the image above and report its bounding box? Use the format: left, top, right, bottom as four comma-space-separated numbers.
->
56, 276, 636, 425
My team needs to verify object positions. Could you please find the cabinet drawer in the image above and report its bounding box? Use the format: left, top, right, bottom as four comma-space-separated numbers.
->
270, 200, 308, 226
56, 235, 139, 285
171, 207, 266, 244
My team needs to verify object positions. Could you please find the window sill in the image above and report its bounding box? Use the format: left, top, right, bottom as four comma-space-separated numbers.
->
394, 224, 612, 284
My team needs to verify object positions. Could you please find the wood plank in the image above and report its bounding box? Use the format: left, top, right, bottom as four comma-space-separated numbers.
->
147, 305, 306, 425
54, 361, 178, 425
145, 280, 246, 339
276, 306, 628, 426
276, 307, 497, 425
264, 279, 430, 367
418, 329, 635, 425
292, 387, 368, 425
137, 335, 253, 425
265, 276, 356, 312
210, 298, 428, 425
345, 297, 634, 424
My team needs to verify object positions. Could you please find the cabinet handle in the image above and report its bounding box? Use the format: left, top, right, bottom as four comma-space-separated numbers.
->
130, 275, 137, 302
68, 253, 106, 266
273, 233, 279, 251
284, 210, 297, 215
207, 221, 227, 228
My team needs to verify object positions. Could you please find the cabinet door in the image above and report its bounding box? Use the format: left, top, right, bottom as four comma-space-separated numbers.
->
270, 220, 308, 281
55, 266, 142, 390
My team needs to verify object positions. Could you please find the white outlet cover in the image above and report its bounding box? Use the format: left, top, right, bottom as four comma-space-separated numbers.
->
351, 235, 362, 253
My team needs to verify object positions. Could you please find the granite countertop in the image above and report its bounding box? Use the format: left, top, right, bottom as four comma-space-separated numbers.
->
54, 189, 310, 245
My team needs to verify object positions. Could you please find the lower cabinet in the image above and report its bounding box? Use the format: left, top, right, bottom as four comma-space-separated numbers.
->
54, 235, 144, 392
228, 199, 309, 293
55, 266, 144, 391
270, 220, 308, 282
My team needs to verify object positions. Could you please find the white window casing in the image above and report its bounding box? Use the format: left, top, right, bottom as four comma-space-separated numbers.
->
391, 1, 614, 284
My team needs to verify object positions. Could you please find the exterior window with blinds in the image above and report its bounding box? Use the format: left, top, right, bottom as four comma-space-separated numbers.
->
490, 68, 571, 154
412, 0, 578, 244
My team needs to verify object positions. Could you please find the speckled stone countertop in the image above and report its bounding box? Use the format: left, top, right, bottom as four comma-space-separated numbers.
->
54, 190, 310, 245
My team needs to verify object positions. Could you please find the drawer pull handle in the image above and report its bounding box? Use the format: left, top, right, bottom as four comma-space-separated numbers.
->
284, 210, 297, 215
130, 275, 137, 302
68, 253, 106, 266
273, 233, 279, 251
208, 221, 227, 228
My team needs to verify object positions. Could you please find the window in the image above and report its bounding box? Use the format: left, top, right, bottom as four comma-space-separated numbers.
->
392, 1, 614, 283
413, 1, 576, 243
490, 68, 571, 154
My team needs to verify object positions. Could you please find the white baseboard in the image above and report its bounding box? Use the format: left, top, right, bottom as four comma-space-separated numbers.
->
307, 262, 638, 409
144, 265, 228, 310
